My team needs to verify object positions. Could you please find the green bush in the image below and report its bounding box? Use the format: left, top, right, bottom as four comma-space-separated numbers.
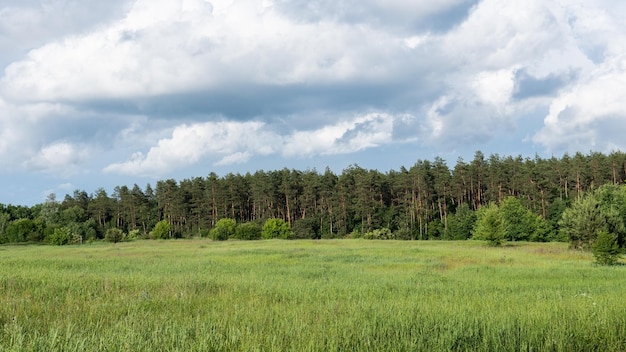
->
5, 218, 38, 243
291, 218, 319, 239
348, 229, 362, 239
152, 220, 170, 239
363, 228, 393, 240
234, 222, 262, 240
444, 203, 476, 240
593, 231, 621, 266
126, 229, 140, 241
262, 218, 292, 239
472, 203, 505, 246
105, 228, 124, 243
48, 227, 71, 246
393, 227, 413, 240
210, 218, 236, 241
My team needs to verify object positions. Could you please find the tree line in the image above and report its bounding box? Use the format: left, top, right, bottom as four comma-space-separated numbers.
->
2, 151, 626, 251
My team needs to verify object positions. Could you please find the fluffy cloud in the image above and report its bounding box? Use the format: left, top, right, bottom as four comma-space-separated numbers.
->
0, 98, 81, 171
104, 120, 278, 176
23, 141, 89, 175
105, 113, 403, 176
0, 0, 130, 68
533, 56, 626, 152
0, 0, 409, 103
2, 0, 626, 186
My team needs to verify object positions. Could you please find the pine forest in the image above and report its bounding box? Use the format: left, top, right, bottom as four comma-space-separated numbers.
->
2, 150, 626, 251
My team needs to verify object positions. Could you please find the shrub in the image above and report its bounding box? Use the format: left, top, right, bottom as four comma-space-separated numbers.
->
444, 203, 476, 240
48, 227, 71, 246
593, 231, 621, 266
262, 218, 292, 239
393, 227, 413, 240
363, 228, 393, 240
234, 222, 262, 240
210, 218, 236, 241
348, 229, 362, 239
105, 228, 124, 243
472, 203, 505, 246
291, 218, 319, 239
152, 220, 170, 239
126, 229, 140, 241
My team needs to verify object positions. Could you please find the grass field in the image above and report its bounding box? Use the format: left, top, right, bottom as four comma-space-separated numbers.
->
1, 240, 625, 351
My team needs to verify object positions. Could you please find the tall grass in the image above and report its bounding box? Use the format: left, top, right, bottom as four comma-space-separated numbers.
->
1, 240, 625, 351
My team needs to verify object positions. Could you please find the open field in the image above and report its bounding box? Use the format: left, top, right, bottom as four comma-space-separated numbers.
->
1, 240, 625, 351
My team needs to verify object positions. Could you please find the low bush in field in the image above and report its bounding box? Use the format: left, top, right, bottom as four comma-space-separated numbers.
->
209, 218, 236, 241
233, 222, 262, 240
593, 230, 621, 265
363, 227, 393, 239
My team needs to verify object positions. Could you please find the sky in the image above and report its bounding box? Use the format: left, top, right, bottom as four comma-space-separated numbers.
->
1, 0, 626, 206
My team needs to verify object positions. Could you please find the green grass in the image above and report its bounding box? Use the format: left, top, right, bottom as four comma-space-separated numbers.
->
1, 240, 625, 351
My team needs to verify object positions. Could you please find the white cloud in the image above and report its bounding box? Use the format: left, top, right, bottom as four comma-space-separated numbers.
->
471, 69, 515, 110
2, 0, 626, 188
0, 0, 130, 68
105, 113, 403, 176
283, 113, 395, 157
413, 0, 626, 151
0, 0, 407, 103
403, 34, 430, 49
104, 120, 279, 175
442, 0, 565, 69
216, 152, 252, 166
533, 55, 626, 152
23, 141, 89, 175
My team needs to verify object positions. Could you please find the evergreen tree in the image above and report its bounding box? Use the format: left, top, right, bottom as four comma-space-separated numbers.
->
444, 203, 476, 240
472, 203, 505, 246
593, 231, 621, 265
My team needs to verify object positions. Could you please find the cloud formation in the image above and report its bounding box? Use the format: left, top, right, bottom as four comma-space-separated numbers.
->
105, 113, 401, 176
1, 0, 626, 203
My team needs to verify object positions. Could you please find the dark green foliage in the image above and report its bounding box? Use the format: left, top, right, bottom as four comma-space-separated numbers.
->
234, 222, 262, 240
152, 220, 171, 239
61, 206, 86, 224
5, 218, 39, 243
498, 197, 557, 242
593, 231, 621, 265
592, 185, 626, 248
0, 213, 9, 244
393, 227, 414, 240
291, 218, 319, 239
546, 198, 568, 230
560, 185, 626, 250
81, 218, 99, 241
499, 197, 534, 241
262, 218, 292, 239
105, 228, 124, 243
559, 197, 604, 250
210, 218, 236, 241
530, 215, 557, 242
444, 203, 476, 240
426, 220, 444, 240
4, 151, 626, 244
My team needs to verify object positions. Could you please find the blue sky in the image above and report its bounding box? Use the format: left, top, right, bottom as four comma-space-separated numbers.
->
1, 0, 626, 205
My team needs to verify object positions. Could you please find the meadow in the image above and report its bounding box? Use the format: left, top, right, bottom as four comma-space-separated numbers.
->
1, 240, 625, 351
